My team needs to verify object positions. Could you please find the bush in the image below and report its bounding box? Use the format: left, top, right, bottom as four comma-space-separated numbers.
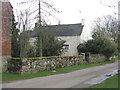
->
77, 43, 86, 54
77, 38, 117, 60
27, 45, 36, 57
35, 33, 65, 57
102, 39, 117, 60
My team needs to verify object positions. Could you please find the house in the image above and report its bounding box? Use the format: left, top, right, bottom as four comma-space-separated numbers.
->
0, 0, 13, 72
30, 23, 88, 56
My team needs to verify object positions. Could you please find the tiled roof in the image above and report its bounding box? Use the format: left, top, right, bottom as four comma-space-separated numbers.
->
30, 23, 84, 37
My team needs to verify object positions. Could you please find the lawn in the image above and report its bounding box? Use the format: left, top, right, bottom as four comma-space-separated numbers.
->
2, 57, 118, 83
90, 74, 119, 88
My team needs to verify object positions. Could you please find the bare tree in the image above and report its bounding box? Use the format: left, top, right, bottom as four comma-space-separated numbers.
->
100, 0, 119, 15
15, 9, 32, 58
16, 0, 60, 57
100, 0, 119, 8
92, 15, 118, 43
98, 1, 120, 55
17, 0, 60, 27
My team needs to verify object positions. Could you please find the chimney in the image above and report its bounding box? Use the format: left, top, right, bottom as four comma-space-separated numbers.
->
81, 19, 85, 25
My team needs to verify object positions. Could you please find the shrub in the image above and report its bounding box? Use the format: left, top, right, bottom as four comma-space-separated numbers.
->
77, 38, 117, 61
102, 39, 117, 60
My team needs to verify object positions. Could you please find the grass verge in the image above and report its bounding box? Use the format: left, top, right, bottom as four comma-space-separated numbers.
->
90, 74, 119, 88
2, 57, 118, 83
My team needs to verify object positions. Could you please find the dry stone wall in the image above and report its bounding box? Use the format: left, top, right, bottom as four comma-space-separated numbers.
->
1, 56, 11, 72
7, 54, 105, 74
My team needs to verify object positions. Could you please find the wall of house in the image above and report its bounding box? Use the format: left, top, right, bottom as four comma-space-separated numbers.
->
1, 1, 12, 57
7, 54, 105, 74
29, 38, 36, 46
0, 1, 12, 72
29, 36, 82, 56
57, 36, 81, 56
0, 1, 2, 73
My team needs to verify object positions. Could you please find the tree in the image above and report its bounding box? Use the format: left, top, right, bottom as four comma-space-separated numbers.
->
77, 39, 105, 54
17, 0, 60, 57
100, 0, 118, 16
11, 14, 20, 57
92, 15, 119, 56
17, 0, 60, 31
85, 39, 104, 54
102, 39, 117, 60
92, 15, 118, 43
16, 8, 36, 58
19, 31, 30, 58
78, 15, 118, 60
100, 0, 118, 8
26, 45, 36, 57
35, 33, 65, 57
77, 43, 86, 54
77, 38, 117, 60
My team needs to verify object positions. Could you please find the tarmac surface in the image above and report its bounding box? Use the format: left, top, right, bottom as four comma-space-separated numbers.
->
2, 61, 118, 88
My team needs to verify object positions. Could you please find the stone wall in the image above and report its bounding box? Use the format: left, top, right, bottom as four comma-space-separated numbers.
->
7, 54, 105, 74
1, 56, 11, 72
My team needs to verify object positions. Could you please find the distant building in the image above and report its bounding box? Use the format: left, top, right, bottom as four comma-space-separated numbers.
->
0, 0, 13, 59
30, 23, 88, 56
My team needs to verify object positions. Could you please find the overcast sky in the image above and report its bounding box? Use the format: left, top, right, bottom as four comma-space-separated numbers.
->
9, 0, 117, 38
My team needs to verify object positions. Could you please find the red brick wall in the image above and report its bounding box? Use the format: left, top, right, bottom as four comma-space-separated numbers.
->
1, 2, 13, 56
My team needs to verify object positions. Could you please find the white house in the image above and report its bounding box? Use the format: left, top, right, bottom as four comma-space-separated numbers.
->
30, 23, 88, 56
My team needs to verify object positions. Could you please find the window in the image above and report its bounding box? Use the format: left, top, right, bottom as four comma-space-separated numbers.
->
63, 44, 69, 50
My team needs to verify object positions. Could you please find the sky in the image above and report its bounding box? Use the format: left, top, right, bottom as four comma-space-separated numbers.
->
9, 0, 118, 38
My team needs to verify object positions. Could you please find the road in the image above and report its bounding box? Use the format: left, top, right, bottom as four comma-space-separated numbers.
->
2, 61, 118, 88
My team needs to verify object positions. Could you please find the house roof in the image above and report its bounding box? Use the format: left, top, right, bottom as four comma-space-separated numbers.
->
30, 23, 84, 37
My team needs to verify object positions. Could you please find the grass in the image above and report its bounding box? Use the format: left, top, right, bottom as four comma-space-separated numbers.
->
2, 57, 118, 83
90, 74, 119, 88
118, 57, 120, 60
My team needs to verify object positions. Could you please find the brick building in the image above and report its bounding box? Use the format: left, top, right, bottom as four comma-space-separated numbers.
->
0, 0, 13, 57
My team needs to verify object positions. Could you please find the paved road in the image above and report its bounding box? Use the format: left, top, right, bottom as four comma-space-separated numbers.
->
2, 61, 118, 88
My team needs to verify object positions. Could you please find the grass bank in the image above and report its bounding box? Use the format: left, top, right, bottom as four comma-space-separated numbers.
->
90, 74, 119, 88
2, 57, 118, 83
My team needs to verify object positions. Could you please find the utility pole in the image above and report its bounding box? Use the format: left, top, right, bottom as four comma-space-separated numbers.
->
38, 0, 42, 57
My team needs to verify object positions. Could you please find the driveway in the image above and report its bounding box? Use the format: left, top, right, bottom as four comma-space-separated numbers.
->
2, 61, 118, 88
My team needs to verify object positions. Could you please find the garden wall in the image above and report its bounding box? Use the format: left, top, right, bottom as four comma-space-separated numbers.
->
1, 56, 11, 72
7, 54, 105, 74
